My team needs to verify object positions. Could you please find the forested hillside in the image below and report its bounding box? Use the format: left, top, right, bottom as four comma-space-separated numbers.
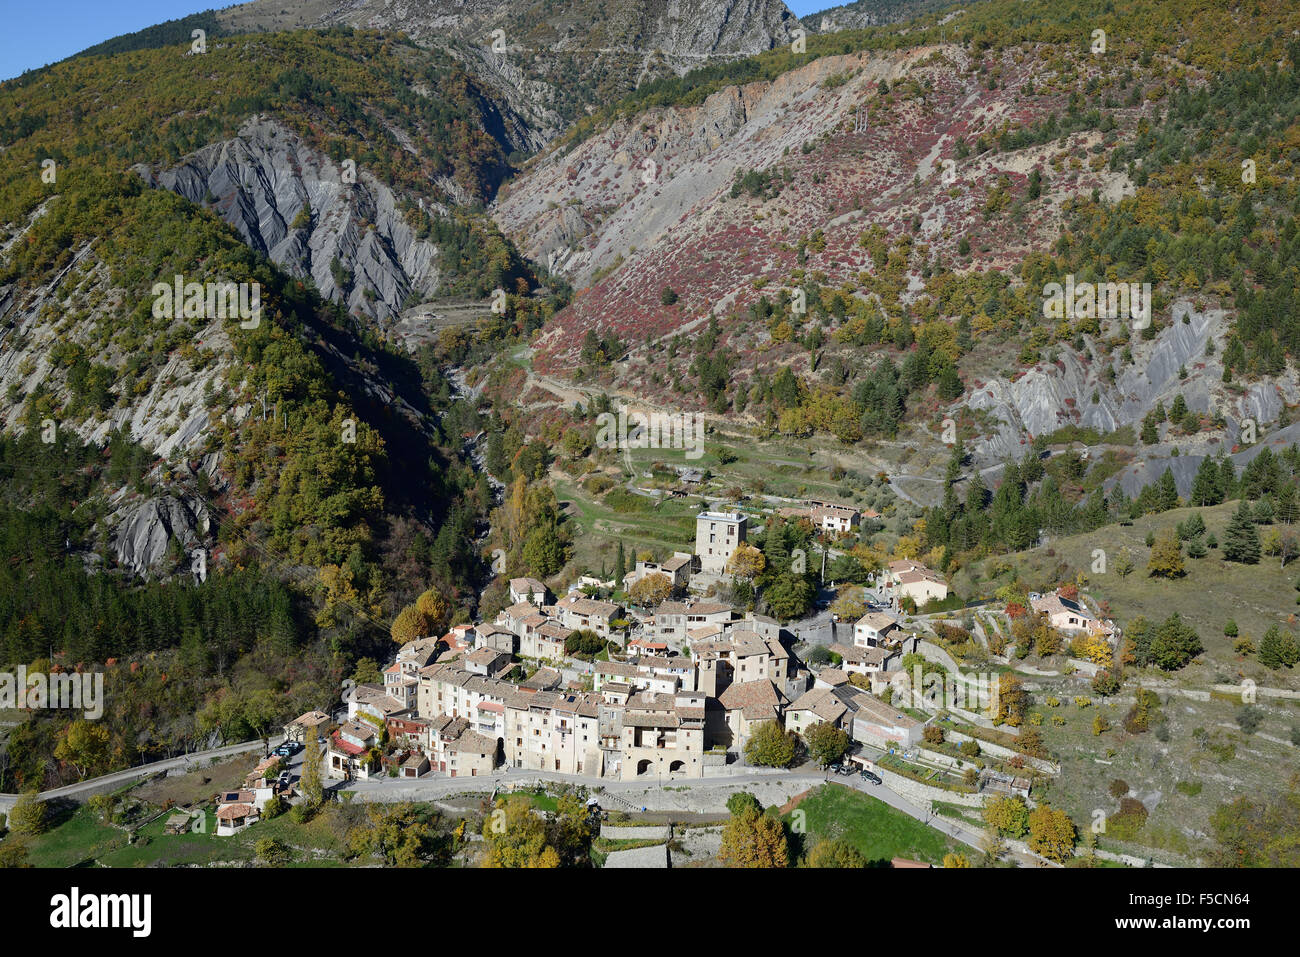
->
0, 27, 561, 787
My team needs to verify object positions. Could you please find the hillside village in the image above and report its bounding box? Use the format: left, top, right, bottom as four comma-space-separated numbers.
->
170, 498, 1120, 863
3, 0, 1300, 898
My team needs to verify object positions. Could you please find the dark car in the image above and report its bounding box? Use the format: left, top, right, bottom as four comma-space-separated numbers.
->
860, 770, 882, 785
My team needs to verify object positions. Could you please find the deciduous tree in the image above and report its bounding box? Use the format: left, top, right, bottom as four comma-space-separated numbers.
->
719, 806, 788, 868
744, 720, 797, 768
1027, 805, 1077, 863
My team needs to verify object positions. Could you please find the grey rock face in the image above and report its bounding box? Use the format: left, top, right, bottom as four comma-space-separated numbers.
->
111, 495, 212, 576
960, 300, 1298, 498
137, 116, 441, 327
965, 302, 1271, 460
218, 0, 800, 145
221, 0, 800, 56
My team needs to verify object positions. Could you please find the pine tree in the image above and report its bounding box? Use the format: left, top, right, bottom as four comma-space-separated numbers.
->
1257, 625, 1300, 670
1149, 612, 1203, 670
1222, 501, 1261, 564
1190, 456, 1223, 506
1275, 484, 1299, 524
946, 436, 965, 485
1155, 468, 1179, 512
1141, 413, 1159, 445
1218, 456, 1238, 500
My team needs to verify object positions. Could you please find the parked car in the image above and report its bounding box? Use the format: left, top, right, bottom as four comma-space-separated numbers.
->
827, 762, 845, 774
836, 764, 856, 776
860, 770, 882, 785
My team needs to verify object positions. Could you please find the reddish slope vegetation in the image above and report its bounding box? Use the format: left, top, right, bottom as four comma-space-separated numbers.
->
494, 41, 1139, 386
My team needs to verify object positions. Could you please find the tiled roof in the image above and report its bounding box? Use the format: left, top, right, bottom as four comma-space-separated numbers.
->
718, 680, 784, 720
788, 687, 848, 723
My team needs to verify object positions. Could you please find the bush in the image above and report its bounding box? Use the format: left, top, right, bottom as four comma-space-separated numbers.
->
254, 837, 291, 865
7, 793, 47, 837
726, 792, 763, 818
1108, 779, 1129, 798
1091, 669, 1121, 696
1235, 705, 1264, 735
1123, 689, 1162, 734
1108, 798, 1149, 840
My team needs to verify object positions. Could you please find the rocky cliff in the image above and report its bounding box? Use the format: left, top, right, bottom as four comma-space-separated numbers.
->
136, 116, 442, 328
218, 0, 802, 135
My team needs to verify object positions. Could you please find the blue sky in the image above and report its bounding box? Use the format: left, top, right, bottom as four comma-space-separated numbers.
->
786, 1, 831, 14
1, 1, 219, 80
0, 0, 836, 82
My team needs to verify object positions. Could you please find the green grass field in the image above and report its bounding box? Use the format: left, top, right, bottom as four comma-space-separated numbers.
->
20, 797, 358, 868
781, 783, 961, 865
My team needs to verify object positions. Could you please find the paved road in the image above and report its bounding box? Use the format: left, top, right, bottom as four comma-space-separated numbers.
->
333, 763, 1018, 862
0, 737, 275, 813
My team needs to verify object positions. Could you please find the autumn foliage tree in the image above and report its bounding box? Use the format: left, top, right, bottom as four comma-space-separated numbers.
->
807, 839, 866, 868
391, 587, 452, 644
983, 795, 1030, 838
719, 804, 789, 868
1146, 528, 1185, 579
54, 719, 111, 779
629, 572, 674, 606
1027, 805, 1077, 863
994, 673, 1029, 727
726, 542, 766, 580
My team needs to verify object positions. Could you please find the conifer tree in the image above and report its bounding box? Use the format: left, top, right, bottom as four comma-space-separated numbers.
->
1222, 501, 1261, 564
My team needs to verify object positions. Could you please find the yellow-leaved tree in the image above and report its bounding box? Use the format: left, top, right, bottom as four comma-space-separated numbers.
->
726, 542, 766, 580
718, 806, 788, 868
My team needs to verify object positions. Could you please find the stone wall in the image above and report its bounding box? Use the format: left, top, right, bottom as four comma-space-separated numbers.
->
873, 765, 986, 809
